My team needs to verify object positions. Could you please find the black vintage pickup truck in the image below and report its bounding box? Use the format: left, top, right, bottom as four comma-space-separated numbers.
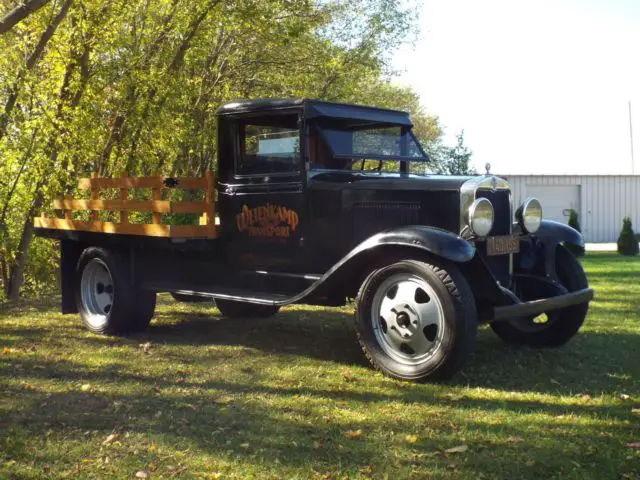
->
34, 98, 594, 382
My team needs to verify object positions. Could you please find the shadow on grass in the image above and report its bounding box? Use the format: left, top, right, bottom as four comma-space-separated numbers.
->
0, 355, 636, 478
1, 297, 639, 477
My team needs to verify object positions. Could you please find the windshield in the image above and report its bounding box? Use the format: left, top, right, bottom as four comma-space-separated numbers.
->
318, 125, 428, 161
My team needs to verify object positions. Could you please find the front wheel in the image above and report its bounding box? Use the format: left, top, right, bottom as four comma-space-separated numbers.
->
355, 259, 477, 382
215, 299, 280, 319
490, 245, 589, 346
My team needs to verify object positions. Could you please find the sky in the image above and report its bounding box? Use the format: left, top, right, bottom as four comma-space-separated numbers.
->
393, 0, 640, 175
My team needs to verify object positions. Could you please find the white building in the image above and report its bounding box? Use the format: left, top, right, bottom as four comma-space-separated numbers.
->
500, 175, 640, 243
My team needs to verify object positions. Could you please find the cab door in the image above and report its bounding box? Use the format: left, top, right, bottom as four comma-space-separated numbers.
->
217, 112, 307, 271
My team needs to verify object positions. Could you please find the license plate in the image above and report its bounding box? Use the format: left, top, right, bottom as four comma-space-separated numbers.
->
486, 235, 520, 256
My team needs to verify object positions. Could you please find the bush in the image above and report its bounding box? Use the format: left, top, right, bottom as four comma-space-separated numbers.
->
617, 216, 639, 256
566, 210, 585, 257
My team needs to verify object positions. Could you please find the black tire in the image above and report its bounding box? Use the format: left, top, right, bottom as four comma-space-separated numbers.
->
491, 245, 589, 346
214, 299, 280, 318
171, 292, 212, 303
354, 258, 477, 382
76, 247, 155, 334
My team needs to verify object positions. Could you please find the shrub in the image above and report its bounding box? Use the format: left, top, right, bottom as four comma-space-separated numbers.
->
617, 216, 639, 256
566, 210, 585, 257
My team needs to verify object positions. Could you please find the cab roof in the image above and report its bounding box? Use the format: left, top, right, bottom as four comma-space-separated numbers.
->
215, 98, 413, 127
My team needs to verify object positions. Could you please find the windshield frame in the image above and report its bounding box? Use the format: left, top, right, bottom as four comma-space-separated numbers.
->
315, 122, 430, 163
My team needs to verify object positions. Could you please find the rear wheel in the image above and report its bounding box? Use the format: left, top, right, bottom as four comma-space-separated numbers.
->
355, 259, 477, 382
215, 299, 280, 318
76, 247, 155, 334
491, 245, 589, 346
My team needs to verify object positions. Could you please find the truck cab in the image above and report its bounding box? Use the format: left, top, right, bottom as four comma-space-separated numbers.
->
34, 98, 594, 383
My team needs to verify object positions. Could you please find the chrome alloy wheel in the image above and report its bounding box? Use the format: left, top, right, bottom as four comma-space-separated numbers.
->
80, 258, 114, 328
371, 273, 445, 365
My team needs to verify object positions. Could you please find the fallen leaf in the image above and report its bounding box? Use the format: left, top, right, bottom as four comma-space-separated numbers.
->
626, 442, 640, 449
102, 433, 117, 445
505, 436, 524, 443
2, 347, 11, 355
313, 440, 323, 449
344, 429, 362, 440
80, 384, 91, 392
445, 445, 468, 453
405, 434, 418, 444
139, 342, 152, 354
135, 470, 150, 479
239, 443, 250, 449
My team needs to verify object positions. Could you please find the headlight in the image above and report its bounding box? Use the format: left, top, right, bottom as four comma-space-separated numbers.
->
468, 198, 494, 237
517, 197, 543, 233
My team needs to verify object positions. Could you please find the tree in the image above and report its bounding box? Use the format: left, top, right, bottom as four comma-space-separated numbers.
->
0, 0, 50, 35
428, 130, 476, 175
617, 217, 639, 256
566, 210, 585, 257
0, 0, 432, 300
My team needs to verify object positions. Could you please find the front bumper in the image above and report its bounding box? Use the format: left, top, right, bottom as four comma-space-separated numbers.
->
488, 287, 594, 322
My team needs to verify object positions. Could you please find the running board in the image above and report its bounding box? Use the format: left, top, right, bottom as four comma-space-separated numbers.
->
145, 283, 291, 306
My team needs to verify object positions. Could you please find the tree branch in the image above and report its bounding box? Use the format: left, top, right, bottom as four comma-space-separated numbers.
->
0, 0, 51, 35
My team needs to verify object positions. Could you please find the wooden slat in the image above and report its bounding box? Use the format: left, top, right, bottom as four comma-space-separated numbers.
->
63, 195, 72, 220
34, 217, 217, 238
151, 171, 161, 224
35, 218, 172, 237
78, 175, 208, 190
51, 199, 208, 214
119, 173, 128, 224
90, 172, 98, 221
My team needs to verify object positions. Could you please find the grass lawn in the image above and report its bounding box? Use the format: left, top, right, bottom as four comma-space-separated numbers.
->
1, 253, 639, 479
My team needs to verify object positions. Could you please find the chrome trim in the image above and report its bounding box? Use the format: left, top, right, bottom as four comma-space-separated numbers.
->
468, 198, 494, 237
459, 175, 514, 279
516, 197, 543, 233
459, 175, 511, 233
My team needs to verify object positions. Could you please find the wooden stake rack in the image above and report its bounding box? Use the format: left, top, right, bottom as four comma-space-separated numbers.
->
34, 171, 217, 239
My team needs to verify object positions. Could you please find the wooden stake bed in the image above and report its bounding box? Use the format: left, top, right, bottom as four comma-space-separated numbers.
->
34, 171, 218, 239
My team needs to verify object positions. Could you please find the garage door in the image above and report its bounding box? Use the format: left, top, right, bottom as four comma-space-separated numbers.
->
525, 185, 580, 225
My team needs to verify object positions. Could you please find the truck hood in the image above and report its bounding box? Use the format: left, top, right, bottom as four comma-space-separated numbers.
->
307, 171, 475, 192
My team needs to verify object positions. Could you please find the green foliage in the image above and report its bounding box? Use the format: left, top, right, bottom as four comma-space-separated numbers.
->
617, 216, 639, 256
566, 210, 585, 257
424, 130, 476, 175
0, 0, 441, 299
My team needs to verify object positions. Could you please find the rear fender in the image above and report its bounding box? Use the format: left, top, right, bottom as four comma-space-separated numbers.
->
60, 240, 83, 314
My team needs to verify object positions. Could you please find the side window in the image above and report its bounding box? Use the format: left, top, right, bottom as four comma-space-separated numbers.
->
238, 121, 300, 175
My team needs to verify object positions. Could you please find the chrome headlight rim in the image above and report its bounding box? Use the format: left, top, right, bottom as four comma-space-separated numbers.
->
468, 198, 494, 237
518, 197, 543, 233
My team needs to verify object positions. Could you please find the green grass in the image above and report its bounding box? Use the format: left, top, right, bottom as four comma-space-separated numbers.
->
1, 253, 639, 479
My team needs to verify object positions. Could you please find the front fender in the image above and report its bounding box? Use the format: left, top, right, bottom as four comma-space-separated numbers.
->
536, 219, 584, 247
516, 220, 585, 281
356, 225, 476, 263
290, 226, 475, 304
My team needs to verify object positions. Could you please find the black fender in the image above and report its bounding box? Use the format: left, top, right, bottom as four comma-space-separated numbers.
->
516, 220, 584, 281
536, 220, 584, 247
290, 226, 475, 303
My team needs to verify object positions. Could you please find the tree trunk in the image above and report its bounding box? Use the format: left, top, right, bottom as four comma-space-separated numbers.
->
4, 36, 91, 300
0, 0, 51, 35
0, 0, 72, 143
